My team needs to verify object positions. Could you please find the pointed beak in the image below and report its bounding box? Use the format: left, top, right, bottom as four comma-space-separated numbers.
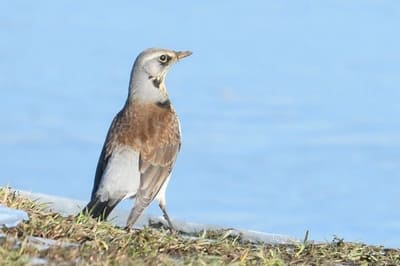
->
175, 50, 193, 60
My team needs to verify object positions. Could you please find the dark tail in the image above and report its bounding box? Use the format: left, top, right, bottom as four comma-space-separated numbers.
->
81, 197, 121, 220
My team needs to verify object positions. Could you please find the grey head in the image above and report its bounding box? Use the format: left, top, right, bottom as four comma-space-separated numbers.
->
127, 48, 192, 104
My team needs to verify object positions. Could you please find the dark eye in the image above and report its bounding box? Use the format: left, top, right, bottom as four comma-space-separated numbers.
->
159, 54, 168, 63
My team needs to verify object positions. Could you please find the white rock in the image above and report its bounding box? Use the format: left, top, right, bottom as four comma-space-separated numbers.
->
0, 204, 28, 228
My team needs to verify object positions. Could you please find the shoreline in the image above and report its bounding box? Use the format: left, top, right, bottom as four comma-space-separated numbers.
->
17, 189, 300, 245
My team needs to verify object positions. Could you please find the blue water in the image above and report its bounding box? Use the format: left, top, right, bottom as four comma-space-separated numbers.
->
1, 1, 400, 247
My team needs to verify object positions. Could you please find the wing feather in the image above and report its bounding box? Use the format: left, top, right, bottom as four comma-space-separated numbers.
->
138, 143, 179, 200
90, 112, 122, 201
126, 105, 181, 227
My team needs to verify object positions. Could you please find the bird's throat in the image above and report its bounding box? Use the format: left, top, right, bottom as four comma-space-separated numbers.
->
149, 75, 162, 89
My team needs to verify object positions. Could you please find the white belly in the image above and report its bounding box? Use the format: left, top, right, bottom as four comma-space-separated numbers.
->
96, 146, 141, 201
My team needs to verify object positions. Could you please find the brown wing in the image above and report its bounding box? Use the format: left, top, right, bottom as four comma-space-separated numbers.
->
138, 143, 180, 200
126, 103, 181, 227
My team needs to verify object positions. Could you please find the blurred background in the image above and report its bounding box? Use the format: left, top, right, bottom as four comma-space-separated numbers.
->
1, 1, 400, 247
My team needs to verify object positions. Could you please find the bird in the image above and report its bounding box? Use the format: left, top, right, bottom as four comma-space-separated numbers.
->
82, 48, 192, 231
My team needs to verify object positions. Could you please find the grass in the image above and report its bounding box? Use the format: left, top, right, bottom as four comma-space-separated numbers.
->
0, 187, 399, 265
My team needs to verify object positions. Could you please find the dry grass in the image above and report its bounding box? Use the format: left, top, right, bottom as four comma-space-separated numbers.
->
0, 187, 399, 265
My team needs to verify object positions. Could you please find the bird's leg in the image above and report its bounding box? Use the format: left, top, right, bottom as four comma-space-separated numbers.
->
159, 202, 175, 233
126, 203, 146, 229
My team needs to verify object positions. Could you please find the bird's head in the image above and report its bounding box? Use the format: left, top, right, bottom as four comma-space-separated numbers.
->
128, 48, 192, 104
